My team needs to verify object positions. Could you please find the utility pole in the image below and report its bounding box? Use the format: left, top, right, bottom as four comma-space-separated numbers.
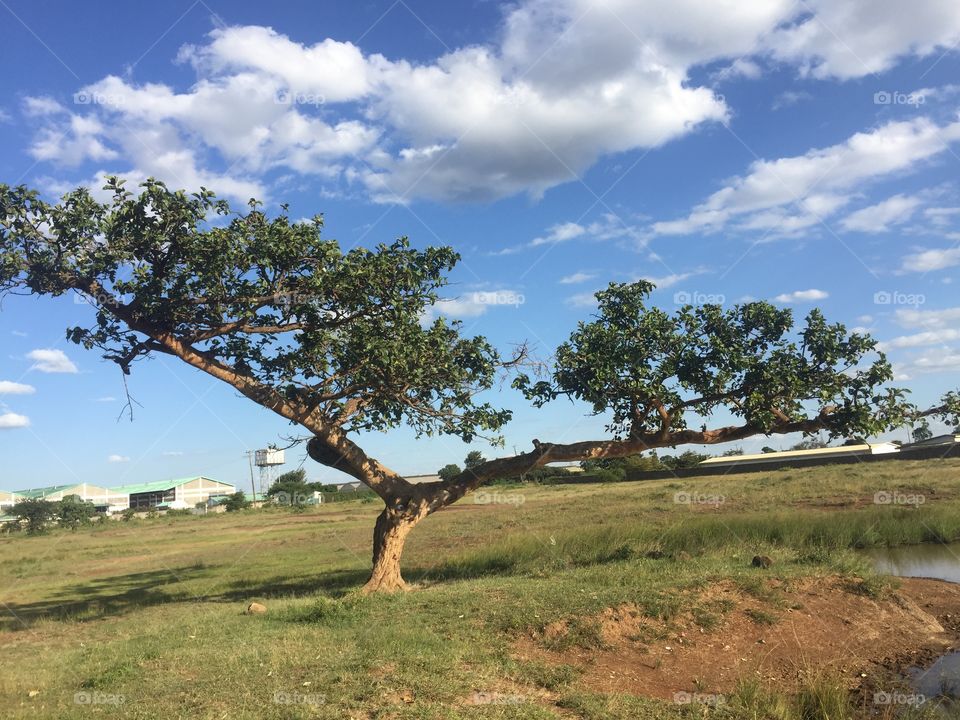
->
245, 450, 257, 501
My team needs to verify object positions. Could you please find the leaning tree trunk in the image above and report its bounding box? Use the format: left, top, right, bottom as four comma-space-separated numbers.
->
362, 506, 427, 593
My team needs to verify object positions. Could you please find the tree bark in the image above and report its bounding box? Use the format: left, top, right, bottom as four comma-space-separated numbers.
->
362, 507, 425, 593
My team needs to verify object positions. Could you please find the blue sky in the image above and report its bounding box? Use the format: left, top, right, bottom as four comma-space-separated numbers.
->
1, 0, 960, 490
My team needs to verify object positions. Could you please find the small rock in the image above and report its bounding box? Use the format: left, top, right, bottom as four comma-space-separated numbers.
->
752, 555, 773, 568
246, 602, 267, 615
28, 690, 40, 698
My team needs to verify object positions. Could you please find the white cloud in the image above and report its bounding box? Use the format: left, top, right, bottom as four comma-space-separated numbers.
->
774, 289, 829, 302
0, 412, 30, 429
654, 117, 960, 237
0, 381, 36, 395
896, 348, 960, 376
900, 245, 960, 273
772, 90, 812, 110
107, 454, 130, 463
22, 95, 65, 116
881, 329, 960, 349
840, 194, 923, 232
893, 305, 960, 330
764, 0, 960, 80
95, 396, 117, 403
559, 271, 596, 285
565, 291, 600, 309
421, 289, 525, 322
162, 450, 185, 457
27, 349, 78, 374
24, 1, 960, 205
640, 270, 706, 289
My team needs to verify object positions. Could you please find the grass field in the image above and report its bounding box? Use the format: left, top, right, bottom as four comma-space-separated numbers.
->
2, 458, 960, 719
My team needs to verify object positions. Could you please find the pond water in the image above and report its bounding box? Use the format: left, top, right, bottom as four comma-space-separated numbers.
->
865, 543, 960, 714
865, 543, 960, 584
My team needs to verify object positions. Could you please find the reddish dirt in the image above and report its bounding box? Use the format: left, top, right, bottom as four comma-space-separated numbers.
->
514, 576, 960, 700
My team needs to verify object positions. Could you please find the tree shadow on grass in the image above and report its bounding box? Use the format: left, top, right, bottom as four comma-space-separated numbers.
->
0, 556, 538, 631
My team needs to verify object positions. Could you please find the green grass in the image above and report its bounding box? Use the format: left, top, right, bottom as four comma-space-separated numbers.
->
0, 458, 958, 718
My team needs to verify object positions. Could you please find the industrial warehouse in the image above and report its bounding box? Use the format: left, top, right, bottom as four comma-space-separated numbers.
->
0, 476, 237, 521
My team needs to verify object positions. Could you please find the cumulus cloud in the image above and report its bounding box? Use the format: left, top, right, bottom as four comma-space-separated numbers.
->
559, 271, 596, 284
421, 289, 526, 322
763, 0, 960, 80
22, 1, 960, 206
899, 245, 960, 273
840, 194, 923, 232
27, 349, 78, 374
0, 412, 30, 429
654, 117, 960, 238
107, 454, 130, 463
0, 381, 36, 395
774, 289, 829, 302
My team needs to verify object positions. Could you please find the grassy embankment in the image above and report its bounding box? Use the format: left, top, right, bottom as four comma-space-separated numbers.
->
1, 458, 959, 719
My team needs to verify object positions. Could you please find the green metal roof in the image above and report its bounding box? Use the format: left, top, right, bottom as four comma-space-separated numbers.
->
111, 476, 230, 495
12, 484, 82, 498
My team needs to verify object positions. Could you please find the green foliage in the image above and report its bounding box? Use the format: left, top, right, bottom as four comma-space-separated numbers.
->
790, 438, 830, 450
437, 463, 461, 481
274, 469, 307, 486
515, 281, 952, 442
13, 498, 56, 535
0, 179, 512, 445
464, 450, 486, 469
56, 495, 96, 530
912, 419, 933, 442
120, 507, 137, 522
659, 451, 710, 470
222, 492, 251, 512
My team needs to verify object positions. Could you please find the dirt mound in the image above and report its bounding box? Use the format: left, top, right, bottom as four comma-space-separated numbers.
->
516, 576, 960, 700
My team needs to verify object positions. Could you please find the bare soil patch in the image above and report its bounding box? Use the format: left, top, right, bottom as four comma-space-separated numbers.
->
515, 576, 960, 700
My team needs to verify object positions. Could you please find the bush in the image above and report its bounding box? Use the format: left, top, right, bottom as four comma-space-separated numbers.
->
222, 492, 251, 512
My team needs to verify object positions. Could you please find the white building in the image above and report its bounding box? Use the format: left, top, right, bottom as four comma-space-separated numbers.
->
12, 483, 128, 509
699, 442, 901, 468
112, 476, 236, 510
0, 490, 23, 512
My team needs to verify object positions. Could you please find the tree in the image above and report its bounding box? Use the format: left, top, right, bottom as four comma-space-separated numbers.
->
3, 180, 958, 592
222, 492, 251, 512
912, 420, 934, 442
660, 451, 710, 470
721, 448, 744, 456
790, 438, 830, 451
13, 499, 56, 535
437, 463, 462, 481
761, 446, 777, 454
56, 495, 96, 530
464, 450, 486, 469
